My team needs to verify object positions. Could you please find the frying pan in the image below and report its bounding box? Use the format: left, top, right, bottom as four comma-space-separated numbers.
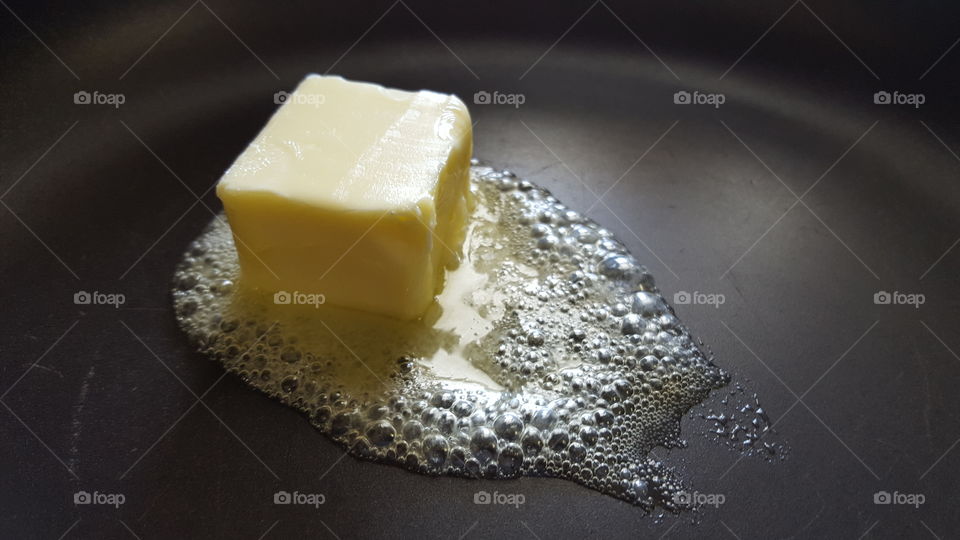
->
2, 1, 959, 538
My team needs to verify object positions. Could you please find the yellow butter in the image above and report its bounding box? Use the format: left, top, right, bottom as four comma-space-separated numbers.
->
216, 74, 473, 319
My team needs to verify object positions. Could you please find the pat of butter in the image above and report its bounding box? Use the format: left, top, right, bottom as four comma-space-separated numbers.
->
216, 74, 473, 319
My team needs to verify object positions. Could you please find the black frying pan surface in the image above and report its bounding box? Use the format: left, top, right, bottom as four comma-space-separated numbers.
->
2, 1, 959, 538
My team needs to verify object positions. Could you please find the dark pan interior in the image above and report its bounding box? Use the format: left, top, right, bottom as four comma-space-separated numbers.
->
2, 1, 959, 538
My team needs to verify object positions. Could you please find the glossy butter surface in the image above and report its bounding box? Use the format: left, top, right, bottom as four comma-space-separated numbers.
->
217, 75, 473, 319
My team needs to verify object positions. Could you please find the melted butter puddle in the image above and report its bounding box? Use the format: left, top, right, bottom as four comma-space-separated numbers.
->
420, 200, 503, 394
173, 163, 736, 510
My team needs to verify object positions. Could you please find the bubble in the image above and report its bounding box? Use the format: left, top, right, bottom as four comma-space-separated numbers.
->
423, 434, 448, 466
520, 426, 543, 454
572, 225, 598, 244
280, 376, 298, 393
630, 292, 662, 317
330, 412, 351, 436
594, 409, 615, 426
548, 429, 569, 451
280, 347, 301, 363
402, 421, 423, 441
470, 427, 498, 464
527, 330, 545, 346
530, 407, 557, 430
366, 420, 396, 447
621, 314, 643, 335
437, 411, 457, 434
598, 255, 637, 281
579, 426, 599, 446
430, 392, 455, 409
568, 442, 587, 461
451, 400, 475, 417
498, 443, 524, 476
494, 413, 524, 440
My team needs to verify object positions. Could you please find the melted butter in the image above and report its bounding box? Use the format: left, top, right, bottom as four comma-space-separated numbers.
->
173, 163, 740, 510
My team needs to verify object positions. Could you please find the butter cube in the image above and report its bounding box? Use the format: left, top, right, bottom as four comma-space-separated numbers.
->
216, 75, 473, 319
